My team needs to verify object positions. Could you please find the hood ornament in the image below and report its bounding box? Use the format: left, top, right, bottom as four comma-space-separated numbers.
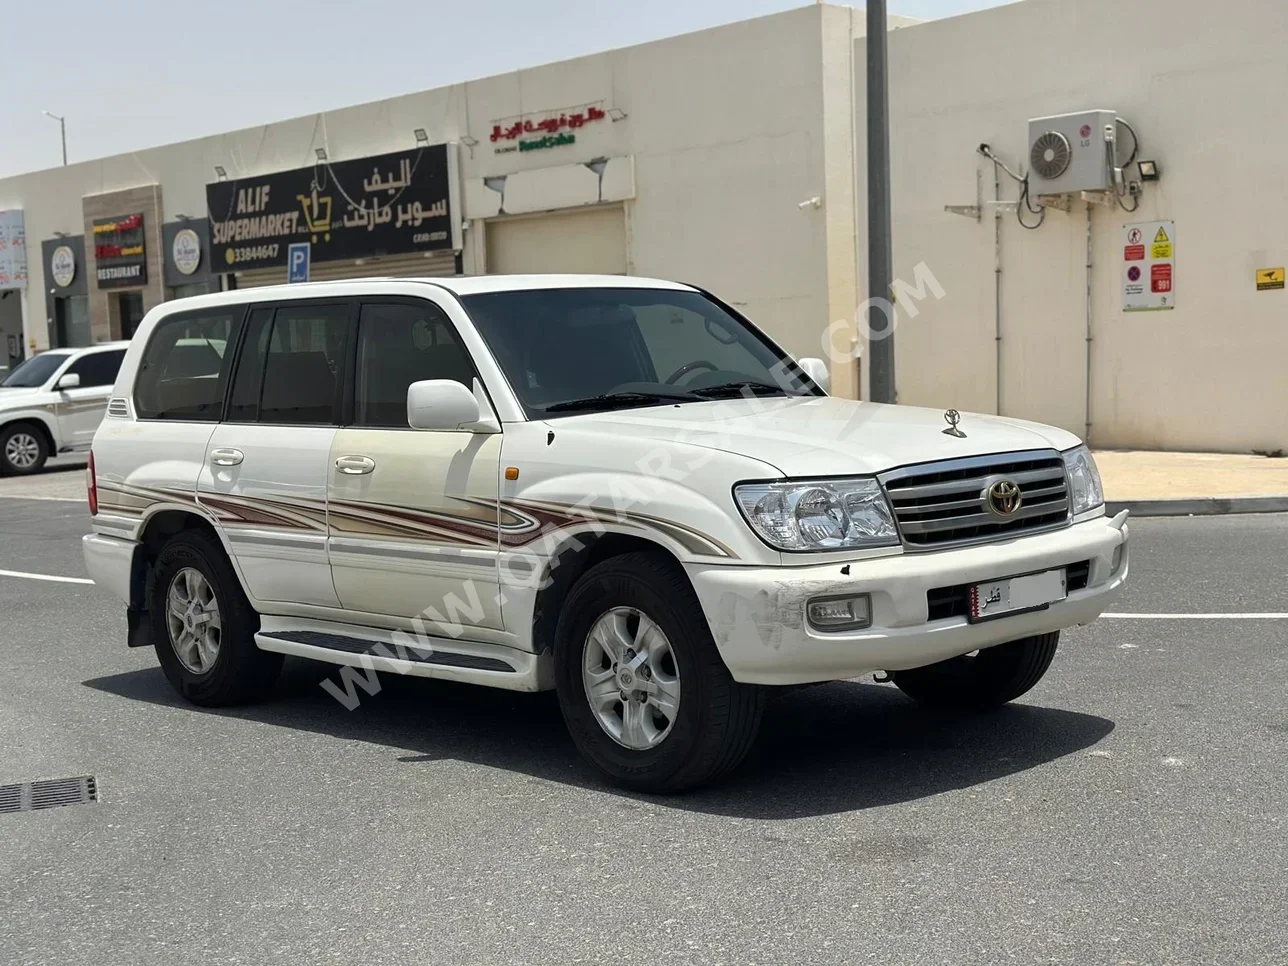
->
942, 409, 966, 438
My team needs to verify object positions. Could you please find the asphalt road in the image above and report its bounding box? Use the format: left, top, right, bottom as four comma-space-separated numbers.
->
0, 485, 1284, 966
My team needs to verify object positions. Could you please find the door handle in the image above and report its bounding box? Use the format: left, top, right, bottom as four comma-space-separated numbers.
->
335, 455, 376, 475
210, 447, 244, 467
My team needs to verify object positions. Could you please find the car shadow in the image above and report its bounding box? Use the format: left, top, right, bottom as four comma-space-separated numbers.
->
84, 659, 1113, 819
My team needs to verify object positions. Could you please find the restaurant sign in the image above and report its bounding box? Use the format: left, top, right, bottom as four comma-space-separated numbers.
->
206, 144, 454, 272
93, 213, 147, 289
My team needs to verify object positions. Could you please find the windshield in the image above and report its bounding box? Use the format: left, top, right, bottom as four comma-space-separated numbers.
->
0, 353, 70, 388
461, 288, 817, 417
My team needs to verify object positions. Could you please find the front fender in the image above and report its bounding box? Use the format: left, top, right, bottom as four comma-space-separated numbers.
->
0, 407, 61, 449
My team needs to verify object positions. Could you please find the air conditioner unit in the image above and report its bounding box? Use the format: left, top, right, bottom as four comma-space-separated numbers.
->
1027, 110, 1117, 194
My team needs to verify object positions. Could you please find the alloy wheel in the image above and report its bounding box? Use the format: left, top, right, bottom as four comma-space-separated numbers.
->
4, 432, 40, 470
582, 606, 682, 750
166, 567, 223, 674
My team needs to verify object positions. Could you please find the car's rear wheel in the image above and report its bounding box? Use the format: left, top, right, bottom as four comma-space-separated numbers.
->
149, 528, 281, 706
554, 552, 764, 793
890, 631, 1060, 712
0, 423, 49, 476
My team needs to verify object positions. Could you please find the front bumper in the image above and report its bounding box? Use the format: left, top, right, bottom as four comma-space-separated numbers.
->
686, 513, 1129, 686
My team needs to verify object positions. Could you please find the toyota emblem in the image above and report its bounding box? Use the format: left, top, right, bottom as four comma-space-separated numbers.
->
986, 479, 1023, 517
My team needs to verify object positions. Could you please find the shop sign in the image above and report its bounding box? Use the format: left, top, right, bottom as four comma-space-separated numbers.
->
93, 213, 148, 289
172, 228, 202, 275
50, 245, 76, 288
0, 210, 27, 290
491, 104, 607, 154
1122, 220, 1175, 312
205, 144, 453, 272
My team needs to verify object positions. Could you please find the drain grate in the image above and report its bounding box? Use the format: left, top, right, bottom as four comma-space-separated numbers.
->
0, 776, 98, 814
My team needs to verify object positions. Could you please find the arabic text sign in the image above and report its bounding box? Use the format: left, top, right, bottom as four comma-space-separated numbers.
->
0, 209, 28, 290
205, 144, 453, 272
1123, 220, 1175, 312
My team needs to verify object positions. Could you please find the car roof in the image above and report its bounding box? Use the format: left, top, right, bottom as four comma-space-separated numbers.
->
148, 275, 696, 315
41, 341, 130, 356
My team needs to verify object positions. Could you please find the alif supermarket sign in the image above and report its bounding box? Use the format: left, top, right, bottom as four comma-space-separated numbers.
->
205, 145, 455, 271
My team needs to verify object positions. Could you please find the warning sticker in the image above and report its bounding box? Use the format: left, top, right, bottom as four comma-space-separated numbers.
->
1151, 263, 1173, 293
1123, 220, 1175, 312
1256, 267, 1285, 291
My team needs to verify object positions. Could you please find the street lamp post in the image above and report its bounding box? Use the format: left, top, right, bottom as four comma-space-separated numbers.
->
42, 111, 67, 166
866, 0, 895, 403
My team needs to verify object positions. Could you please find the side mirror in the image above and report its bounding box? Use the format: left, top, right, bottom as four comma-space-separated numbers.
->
407, 379, 498, 432
797, 357, 830, 393
56, 372, 81, 390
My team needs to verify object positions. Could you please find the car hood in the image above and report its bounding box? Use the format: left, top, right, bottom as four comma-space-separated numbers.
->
552, 396, 1082, 477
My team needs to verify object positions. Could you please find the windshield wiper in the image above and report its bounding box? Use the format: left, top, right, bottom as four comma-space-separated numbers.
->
542, 390, 699, 414
688, 380, 795, 399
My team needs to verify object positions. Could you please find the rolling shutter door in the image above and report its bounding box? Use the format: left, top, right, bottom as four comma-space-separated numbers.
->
229, 250, 458, 289
486, 206, 627, 275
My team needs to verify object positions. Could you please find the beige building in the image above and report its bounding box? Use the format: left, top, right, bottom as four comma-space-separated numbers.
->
0, 0, 1285, 453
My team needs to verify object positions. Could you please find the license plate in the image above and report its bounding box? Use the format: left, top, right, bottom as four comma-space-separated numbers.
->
969, 568, 1067, 622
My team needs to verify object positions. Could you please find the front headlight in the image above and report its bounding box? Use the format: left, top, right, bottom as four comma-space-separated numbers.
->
734, 478, 899, 552
1062, 444, 1104, 515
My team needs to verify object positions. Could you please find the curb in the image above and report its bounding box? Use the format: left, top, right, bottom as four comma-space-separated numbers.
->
1106, 496, 1288, 517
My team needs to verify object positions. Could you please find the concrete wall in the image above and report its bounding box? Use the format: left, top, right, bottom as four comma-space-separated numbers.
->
857, 0, 1288, 453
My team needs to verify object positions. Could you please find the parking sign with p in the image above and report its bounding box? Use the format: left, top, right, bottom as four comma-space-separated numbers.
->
287, 242, 311, 283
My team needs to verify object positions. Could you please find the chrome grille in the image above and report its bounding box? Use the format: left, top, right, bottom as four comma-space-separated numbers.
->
880, 450, 1070, 550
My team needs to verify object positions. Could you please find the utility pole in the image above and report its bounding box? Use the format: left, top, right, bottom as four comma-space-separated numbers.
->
866, 0, 895, 403
42, 111, 67, 166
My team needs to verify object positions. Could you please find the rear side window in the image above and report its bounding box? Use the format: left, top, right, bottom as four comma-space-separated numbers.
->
227, 302, 349, 425
134, 311, 239, 420
65, 349, 127, 389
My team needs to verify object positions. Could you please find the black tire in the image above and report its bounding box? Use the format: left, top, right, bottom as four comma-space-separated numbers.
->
0, 422, 49, 476
890, 631, 1060, 712
554, 552, 764, 793
148, 528, 282, 706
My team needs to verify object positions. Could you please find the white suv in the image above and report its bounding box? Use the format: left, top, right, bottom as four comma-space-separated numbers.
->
0, 341, 130, 475
83, 277, 1128, 792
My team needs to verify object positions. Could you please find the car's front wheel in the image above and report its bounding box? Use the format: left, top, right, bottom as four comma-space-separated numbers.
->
890, 631, 1060, 712
554, 553, 764, 793
148, 528, 282, 706
0, 422, 49, 476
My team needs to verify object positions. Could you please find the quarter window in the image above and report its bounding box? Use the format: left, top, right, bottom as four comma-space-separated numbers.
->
353, 301, 474, 429
134, 311, 238, 421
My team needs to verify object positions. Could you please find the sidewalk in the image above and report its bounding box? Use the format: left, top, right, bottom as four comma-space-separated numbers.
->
1095, 450, 1288, 515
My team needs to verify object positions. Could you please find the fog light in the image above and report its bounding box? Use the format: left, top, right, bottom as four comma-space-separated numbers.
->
806, 594, 872, 632
1111, 543, 1125, 574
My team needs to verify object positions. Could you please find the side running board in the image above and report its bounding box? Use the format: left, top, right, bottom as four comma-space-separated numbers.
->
259, 629, 514, 673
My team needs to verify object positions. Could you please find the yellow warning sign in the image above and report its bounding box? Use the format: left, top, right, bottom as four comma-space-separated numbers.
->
1152, 242, 1173, 259
1154, 226, 1170, 243
1256, 267, 1285, 291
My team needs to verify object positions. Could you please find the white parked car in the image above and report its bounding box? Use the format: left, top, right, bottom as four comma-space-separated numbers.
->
82, 277, 1128, 791
0, 341, 130, 475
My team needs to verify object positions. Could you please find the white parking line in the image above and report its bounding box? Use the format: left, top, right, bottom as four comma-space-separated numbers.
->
1103, 612, 1288, 619
0, 494, 85, 502
0, 569, 95, 585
